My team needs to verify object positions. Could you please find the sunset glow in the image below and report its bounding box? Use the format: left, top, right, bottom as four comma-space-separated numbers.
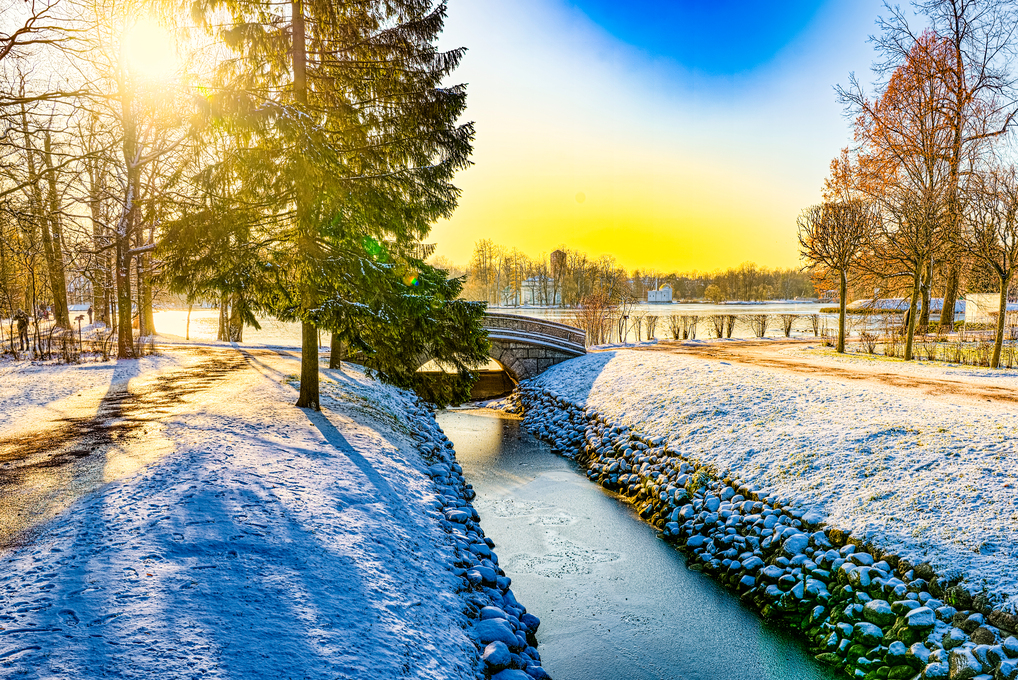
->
433, 0, 884, 271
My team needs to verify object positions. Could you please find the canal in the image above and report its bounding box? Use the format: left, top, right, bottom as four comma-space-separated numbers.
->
437, 408, 839, 680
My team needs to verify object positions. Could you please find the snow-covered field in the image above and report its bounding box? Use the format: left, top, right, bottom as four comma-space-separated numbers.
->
152, 309, 304, 347
0, 351, 482, 678
527, 349, 1018, 610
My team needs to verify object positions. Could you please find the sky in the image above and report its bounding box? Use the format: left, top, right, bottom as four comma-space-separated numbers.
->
430, 0, 889, 272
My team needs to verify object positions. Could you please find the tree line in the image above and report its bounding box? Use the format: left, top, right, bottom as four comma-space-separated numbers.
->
458, 239, 814, 306
799, 0, 1018, 367
0, 0, 487, 406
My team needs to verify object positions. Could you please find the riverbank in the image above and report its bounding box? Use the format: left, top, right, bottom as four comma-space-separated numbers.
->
0, 348, 547, 679
502, 348, 1018, 679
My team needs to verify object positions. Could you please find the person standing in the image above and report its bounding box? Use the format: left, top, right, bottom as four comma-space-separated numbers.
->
14, 309, 29, 351
87, 305, 93, 325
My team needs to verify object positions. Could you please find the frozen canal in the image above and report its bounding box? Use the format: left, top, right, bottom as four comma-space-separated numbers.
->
437, 408, 838, 680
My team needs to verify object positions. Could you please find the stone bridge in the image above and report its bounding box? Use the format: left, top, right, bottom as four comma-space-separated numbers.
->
481, 313, 586, 382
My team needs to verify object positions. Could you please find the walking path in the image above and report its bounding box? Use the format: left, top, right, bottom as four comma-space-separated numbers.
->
0, 347, 477, 679
630, 338, 1018, 411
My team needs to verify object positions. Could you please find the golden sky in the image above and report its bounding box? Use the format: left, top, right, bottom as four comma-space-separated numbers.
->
431, 0, 884, 272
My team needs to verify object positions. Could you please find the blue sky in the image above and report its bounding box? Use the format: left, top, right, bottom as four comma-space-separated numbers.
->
566, 0, 829, 75
432, 0, 892, 271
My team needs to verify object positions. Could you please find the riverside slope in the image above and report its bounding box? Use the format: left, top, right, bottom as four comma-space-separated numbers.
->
523, 349, 1018, 610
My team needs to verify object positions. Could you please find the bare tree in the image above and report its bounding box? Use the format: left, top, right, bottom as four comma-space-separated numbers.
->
798, 201, 875, 352
960, 167, 1018, 367
869, 0, 1018, 330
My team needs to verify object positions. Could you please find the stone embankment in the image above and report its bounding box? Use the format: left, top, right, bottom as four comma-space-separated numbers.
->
410, 399, 550, 680
500, 387, 1018, 680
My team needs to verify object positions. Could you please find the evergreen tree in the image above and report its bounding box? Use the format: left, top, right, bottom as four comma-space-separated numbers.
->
165, 0, 477, 407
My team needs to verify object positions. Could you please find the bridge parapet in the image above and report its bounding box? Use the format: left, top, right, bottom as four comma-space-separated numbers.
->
482, 312, 585, 382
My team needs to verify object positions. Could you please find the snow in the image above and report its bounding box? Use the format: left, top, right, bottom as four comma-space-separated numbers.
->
527, 348, 1018, 610
0, 351, 481, 678
0, 354, 177, 438
151, 310, 303, 347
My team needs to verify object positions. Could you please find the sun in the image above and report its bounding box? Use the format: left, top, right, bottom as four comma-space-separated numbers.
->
123, 18, 177, 80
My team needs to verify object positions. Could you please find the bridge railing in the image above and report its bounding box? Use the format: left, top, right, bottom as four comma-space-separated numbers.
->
482, 313, 586, 354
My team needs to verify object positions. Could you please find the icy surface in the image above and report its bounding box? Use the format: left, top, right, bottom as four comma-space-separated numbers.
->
0, 353, 476, 678
528, 350, 1018, 609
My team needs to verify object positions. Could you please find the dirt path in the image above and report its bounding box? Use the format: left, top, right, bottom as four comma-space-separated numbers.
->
0, 347, 251, 549
625, 339, 1018, 410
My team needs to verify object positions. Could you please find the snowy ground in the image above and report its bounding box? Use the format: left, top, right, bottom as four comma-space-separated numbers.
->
527, 348, 1018, 611
0, 349, 480, 678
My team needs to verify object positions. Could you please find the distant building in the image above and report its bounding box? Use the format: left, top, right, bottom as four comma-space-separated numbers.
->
550, 250, 567, 275
521, 275, 560, 306
647, 284, 673, 304
964, 294, 1018, 324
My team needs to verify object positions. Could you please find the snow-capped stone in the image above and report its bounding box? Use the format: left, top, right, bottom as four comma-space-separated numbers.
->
477, 619, 522, 650
947, 648, 982, 680
781, 533, 809, 557
483, 641, 512, 671
908, 642, 931, 666
481, 606, 508, 620
998, 660, 1018, 680
943, 627, 969, 650
854, 622, 884, 647
491, 670, 531, 680
864, 599, 896, 627
907, 607, 936, 629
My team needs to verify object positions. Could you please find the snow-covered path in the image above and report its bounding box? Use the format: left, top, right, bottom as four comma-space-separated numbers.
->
0, 349, 477, 678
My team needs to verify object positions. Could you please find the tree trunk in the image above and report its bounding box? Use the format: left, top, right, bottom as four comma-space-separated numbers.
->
136, 251, 148, 336
941, 264, 960, 332
295, 320, 320, 409
903, 270, 922, 361
115, 236, 135, 359
228, 293, 243, 342
329, 332, 343, 369
291, 0, 321, 410
837, 269, 847, 353
217, 296, 228, 341
918, 256, 933, 334
42, 132, 69, 328
186, 303, 192, 341
140, 253, 154, 336
992, 275, 1009, 369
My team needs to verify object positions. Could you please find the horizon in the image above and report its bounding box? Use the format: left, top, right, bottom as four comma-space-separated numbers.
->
431, 0, 888, 273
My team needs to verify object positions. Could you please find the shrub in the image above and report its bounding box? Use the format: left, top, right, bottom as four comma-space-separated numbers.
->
682, 315, 699, 340
779, 314, 797, 337
748, 314, 769, 338
709, 315, 725, 339
668, 315, 683, 340
860, 331, 878, 354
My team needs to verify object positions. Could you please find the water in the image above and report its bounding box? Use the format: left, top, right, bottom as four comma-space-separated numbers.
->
438, 408, 838, 680
490, 302, 850, 341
